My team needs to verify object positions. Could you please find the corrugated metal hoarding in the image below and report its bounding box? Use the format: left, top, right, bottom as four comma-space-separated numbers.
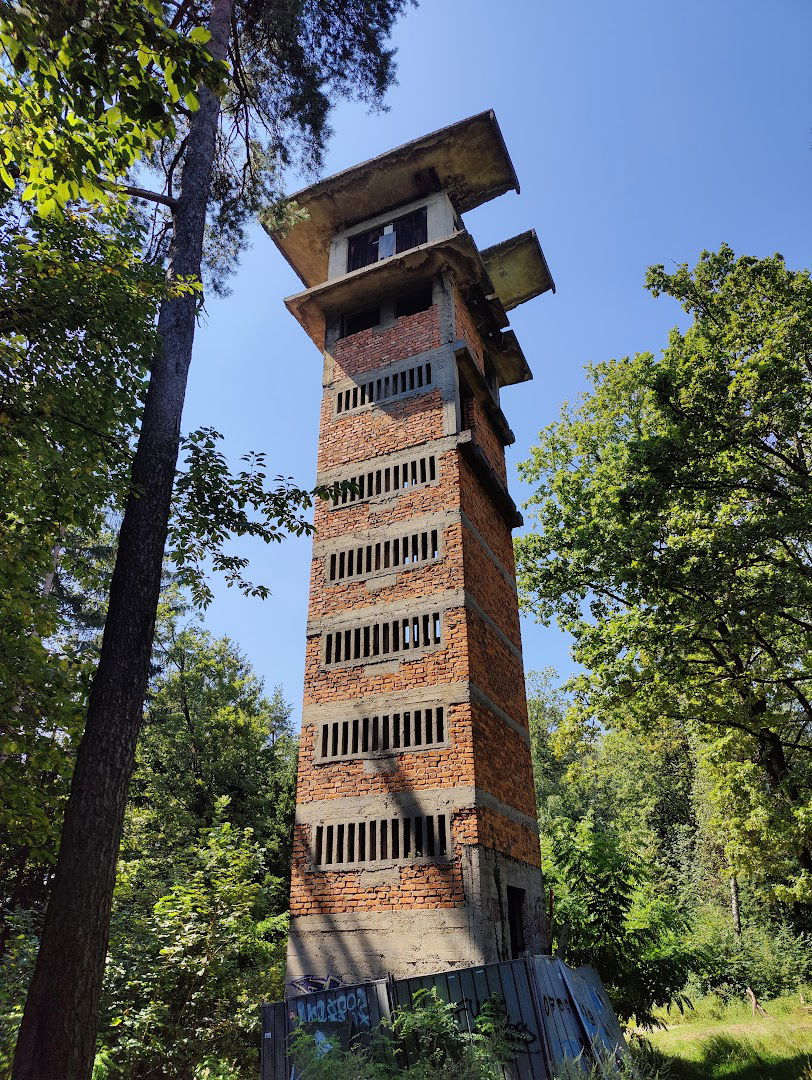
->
260, 956, 627, 1079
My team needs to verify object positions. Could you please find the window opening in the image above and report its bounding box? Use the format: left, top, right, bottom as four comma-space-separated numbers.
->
318, 707, 445, 761
346, 206, 428, 273
313, 813, 448, 867
395, 283, 433, 318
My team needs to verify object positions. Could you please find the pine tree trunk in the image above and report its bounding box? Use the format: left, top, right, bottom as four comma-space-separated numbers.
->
12, 4, 233, 1076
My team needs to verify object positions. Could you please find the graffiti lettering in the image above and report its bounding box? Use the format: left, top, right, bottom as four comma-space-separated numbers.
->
295, 986, 370, 1032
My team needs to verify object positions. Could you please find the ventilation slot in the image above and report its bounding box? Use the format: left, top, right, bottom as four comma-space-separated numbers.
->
336, 360, 433, 415
313, 813, 448, 867
329, 528, 440, 582
331, 454, 437, 507
324, 610, 442, 667
319, 707, 446, 761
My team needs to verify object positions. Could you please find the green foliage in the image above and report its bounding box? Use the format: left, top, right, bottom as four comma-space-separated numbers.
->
0, 0, 226, 213
1, 615, 297, 1078
288, 989, 514, 1080
517, 246, 812, 906
89, 621, 297, 1078
648, 993, 812, 1079
684, 907, 812, 1001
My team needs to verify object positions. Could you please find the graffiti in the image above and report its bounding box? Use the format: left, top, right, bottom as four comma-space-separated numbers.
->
294, 986, 371, 1033
288, 972, 344, 995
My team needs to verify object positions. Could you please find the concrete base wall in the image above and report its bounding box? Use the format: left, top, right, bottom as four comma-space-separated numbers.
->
285, 843, 546, 991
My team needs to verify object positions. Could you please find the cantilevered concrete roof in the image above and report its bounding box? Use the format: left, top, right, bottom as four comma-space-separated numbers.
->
481, 230, 556, 309
268, 111, 520, 288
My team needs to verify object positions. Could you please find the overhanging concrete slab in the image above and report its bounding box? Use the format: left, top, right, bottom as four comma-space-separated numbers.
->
268, 110, 520, 288
480, 229, 556, 311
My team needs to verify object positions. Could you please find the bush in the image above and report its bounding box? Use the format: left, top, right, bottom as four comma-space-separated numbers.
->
288, 989, 518, 1080
685, 907, 812, 1000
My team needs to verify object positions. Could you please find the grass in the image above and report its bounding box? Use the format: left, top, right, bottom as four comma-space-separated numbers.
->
643, 992, 812, 1079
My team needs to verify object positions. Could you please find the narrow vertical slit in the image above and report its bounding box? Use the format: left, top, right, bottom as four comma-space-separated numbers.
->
391, 819, 400, 858
369, 820, 377, 861
438, 815, 448, 855
329, 553, 337, 581
336, 824, 344, 863
352, 717, 359, 755
325, 825, 334, 865
436, 707, 445, 742
429, 456, 436, 480
425, 708, 433, 745
414, 709, 422, 746
362, 716, 369, 753
341, 721, 349, 756
358, 822, 366, 862
380, 819, 388, 860
403, 818, 411, 857
321, 725, 328, 759
415, 817, 423, 857
315, 826, 323, 866
426, 816, 436, 856
347, 823, 355, 863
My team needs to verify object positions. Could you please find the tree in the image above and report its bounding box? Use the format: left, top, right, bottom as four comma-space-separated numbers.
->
1, 616, 299, 1076
516, 247, 812, 909
4, 3, 412, 1075
527, 673, 697, 1023
95, 622, 297, 1078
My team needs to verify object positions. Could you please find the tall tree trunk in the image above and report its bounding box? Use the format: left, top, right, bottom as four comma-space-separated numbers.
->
730, 874, 742, 936
12, 4, 233, 1076
757, 725, 812, 872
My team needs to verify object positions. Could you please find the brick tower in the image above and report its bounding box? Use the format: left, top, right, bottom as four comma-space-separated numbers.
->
268, 112, 555, 989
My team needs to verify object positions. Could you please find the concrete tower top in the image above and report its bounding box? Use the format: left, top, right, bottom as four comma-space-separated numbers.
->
266, 110, 554, 379
269, 111, 523, 288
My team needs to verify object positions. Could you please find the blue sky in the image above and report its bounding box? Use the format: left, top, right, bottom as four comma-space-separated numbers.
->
183, 0, 812, 717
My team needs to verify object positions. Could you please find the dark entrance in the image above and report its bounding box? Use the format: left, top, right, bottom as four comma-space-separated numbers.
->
507, 886, 526, 959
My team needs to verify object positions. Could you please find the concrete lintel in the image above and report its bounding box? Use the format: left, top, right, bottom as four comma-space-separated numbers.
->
307, 587, 465, 635
313, 510, 458, 556
316, 431, 469, 488
295, 784, 539, 835
302, 683, 471, 726
328, 341, 455, 396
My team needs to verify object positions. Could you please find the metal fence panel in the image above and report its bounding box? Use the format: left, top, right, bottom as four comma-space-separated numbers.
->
260, 1002, 288, 1080
530, 956, 589, 1072
570, 966, 628, 1061
392, 958, 550, 1079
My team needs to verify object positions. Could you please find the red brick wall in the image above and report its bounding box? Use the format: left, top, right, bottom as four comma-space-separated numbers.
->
291, 279, 539, 927
331, 307, 442, 379
463, 396, 508, 485
453, 287, 485, 374
318, 388, 445, 472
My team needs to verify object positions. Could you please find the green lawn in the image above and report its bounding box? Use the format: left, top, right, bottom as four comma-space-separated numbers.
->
645, 995, 812, 1079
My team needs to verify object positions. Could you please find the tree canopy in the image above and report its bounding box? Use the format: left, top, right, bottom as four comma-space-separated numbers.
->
516, 247, 812, 906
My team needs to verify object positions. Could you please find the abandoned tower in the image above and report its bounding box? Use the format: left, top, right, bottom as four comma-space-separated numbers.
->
269, 111, 555, 988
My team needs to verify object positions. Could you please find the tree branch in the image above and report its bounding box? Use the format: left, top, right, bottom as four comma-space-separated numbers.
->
120, 185, 178, 210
